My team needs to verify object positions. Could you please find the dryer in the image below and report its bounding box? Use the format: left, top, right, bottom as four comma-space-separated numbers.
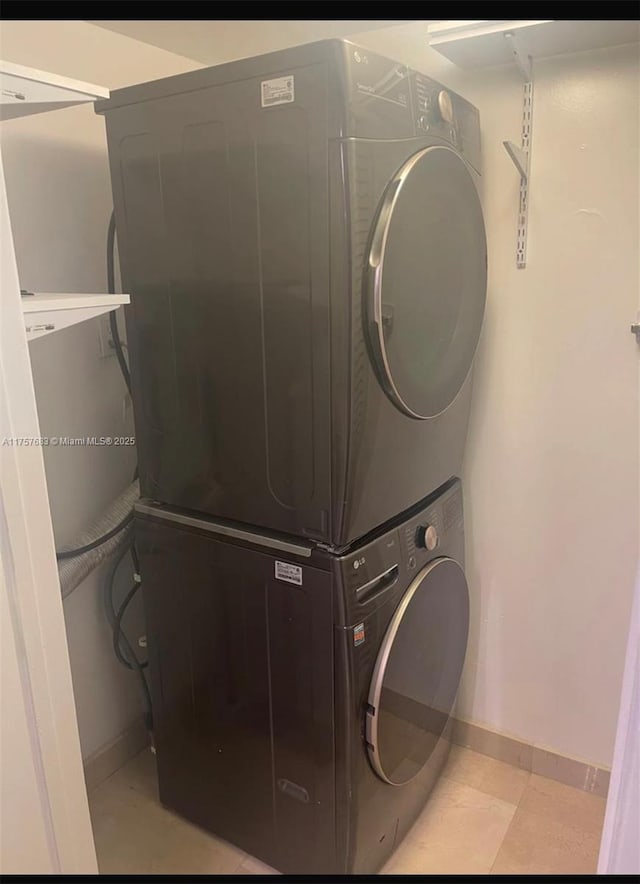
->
135, 479, 469, 874
97, 40, 487, 547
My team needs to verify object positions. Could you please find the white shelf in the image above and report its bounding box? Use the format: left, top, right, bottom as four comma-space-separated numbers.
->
1, 60, 109, 120
428, 20, 640, 68
22, 292, 129, 342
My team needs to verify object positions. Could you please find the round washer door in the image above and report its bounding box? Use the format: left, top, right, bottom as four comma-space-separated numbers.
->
365, 145, 487, 420
366, 557, 470, 786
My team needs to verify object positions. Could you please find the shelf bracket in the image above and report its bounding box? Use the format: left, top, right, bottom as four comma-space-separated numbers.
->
503, 141, 529, 181
504, 31, 532, 82
502, 32, 534, 269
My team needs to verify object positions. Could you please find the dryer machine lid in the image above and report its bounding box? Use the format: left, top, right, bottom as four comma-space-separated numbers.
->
365, 145, 487, 420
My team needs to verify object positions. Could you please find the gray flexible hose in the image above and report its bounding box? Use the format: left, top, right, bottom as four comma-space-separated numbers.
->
58, 480, 140, 598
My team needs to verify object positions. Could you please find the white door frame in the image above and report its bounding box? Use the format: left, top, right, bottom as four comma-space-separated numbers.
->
597, 564, 639, 873
597, 299, 640, 874
0, 153, 97, 873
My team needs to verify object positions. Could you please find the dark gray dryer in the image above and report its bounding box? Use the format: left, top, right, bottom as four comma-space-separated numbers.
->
135, 478, 469, 874
97, 39, 487, 548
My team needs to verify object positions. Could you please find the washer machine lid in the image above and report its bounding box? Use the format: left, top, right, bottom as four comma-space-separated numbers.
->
366, 557, 469, 786
365, 145, 487, 420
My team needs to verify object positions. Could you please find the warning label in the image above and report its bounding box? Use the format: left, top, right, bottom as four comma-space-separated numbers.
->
353, 622, 366, 646
261, 76, 295, 108
275, 560, 302, 586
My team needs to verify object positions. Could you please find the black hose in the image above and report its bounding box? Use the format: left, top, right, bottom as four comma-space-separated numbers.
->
105, 215, 150, 730
113, 582, 141, 666
103, 537, 140, 670
57, 212, 151, 729
107, 211, 131, 395
108, 212, 137, 487
55, 213, 136, 563
56, 510, 134, 561
130, 537, 140, 574
103, 540, 153, 731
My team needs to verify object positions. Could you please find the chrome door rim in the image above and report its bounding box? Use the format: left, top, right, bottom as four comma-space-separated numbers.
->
366, 145, 484, 421
365, 556, 468, 785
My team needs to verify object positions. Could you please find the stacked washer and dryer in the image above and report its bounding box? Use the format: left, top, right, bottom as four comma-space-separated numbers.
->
97, 39, 487, 875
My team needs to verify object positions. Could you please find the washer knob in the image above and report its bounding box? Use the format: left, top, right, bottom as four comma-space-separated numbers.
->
437, 90, 454, 124
416, 524, 438, 551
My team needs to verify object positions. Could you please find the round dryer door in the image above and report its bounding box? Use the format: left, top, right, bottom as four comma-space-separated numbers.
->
365, 145, 487, 420
366, 557, 469, 786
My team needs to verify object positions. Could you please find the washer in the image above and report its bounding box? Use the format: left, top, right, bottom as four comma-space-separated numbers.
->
97, 39, 487, 547
135, 479, 469, 874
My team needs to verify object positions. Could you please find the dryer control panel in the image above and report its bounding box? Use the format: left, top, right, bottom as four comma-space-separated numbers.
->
337, 41, 482, 171
339, 44, 415, 139
411, 72, 482, 173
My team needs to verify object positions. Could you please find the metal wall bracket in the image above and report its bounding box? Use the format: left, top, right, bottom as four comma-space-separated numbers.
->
504, 30, 532, 80
502, 32, 534, 269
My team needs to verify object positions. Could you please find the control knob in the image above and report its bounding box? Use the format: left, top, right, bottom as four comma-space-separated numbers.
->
416, 524, 438, 551
436, 89, 454, 124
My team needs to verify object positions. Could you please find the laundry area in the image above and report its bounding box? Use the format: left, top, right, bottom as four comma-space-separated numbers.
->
1, 18, 638, 877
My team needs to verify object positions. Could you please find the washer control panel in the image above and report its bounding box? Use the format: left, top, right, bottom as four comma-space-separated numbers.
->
401, 481, 464, 572
337, 480, 464, 624
341, 529, 401, 600
403, 509, 442, 569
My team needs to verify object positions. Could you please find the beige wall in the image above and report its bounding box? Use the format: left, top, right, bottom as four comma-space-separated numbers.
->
1, 20, 637, 771
0, 20, 202, 759
345, 24, 639, 768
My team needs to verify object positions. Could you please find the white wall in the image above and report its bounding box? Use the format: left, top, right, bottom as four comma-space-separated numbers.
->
461, 45, 638, 769
343, 23, 638, 768
0, 20, 202, 760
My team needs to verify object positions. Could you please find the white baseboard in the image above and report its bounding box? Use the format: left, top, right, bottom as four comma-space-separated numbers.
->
453, 717, 610, 797
82, 714, 610, 800
83, 718, 149, 793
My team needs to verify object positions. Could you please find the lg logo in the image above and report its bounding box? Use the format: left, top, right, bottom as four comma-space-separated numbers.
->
353, 557, 366, 570
353, 51, 369, 65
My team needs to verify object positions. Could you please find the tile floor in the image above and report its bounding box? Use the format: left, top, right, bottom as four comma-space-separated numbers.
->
89, 745, 606, 875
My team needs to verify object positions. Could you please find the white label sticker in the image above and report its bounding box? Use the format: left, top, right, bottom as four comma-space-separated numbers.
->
261, 75, 295, 108
275, 560, 302, 585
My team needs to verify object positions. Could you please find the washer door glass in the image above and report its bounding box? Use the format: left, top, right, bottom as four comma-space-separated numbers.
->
367, 557, 470, 786
365, 146, 487, 419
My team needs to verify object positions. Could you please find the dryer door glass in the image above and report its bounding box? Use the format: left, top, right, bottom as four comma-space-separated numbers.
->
365, 145, 487, 419
366, 557, 469, 785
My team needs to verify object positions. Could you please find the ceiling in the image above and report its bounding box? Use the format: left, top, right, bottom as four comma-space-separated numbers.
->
89, 20, 414, 65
